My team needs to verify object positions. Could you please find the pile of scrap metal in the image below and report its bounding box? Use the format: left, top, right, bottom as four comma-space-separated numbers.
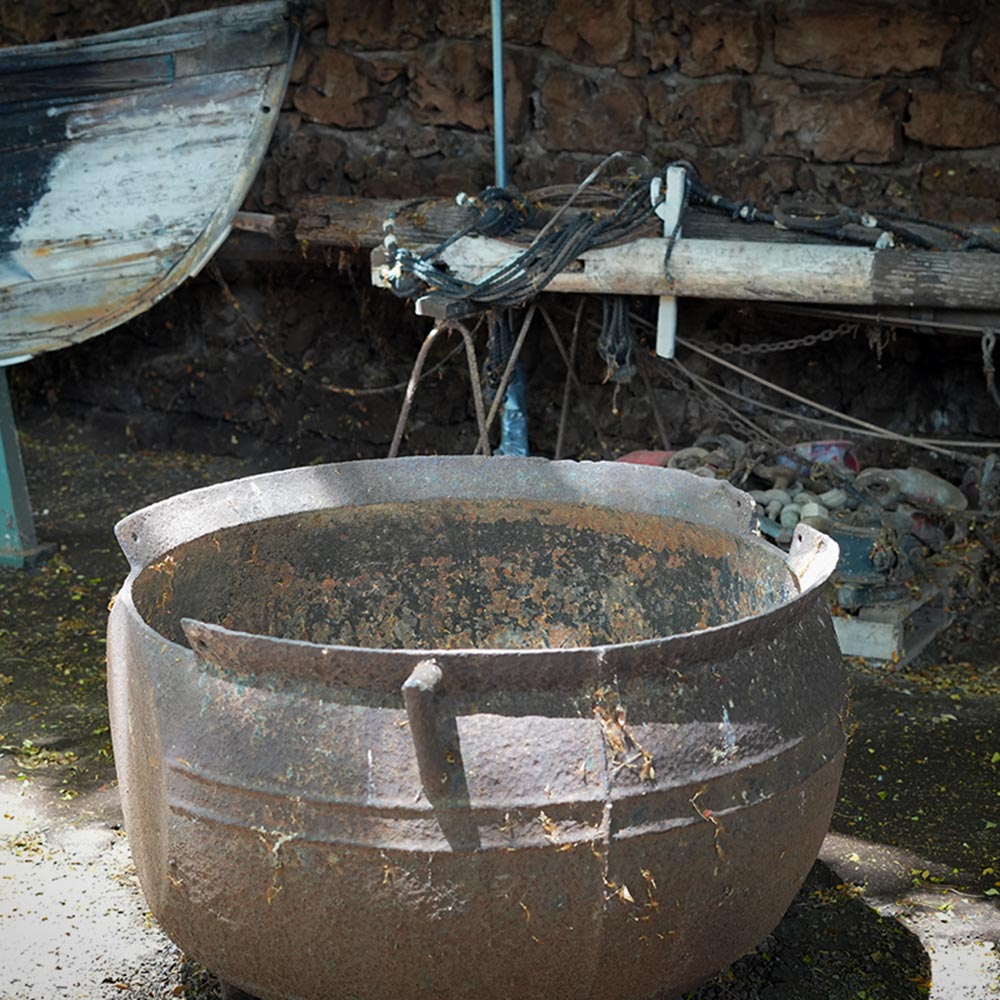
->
753, 447, 965, 592
619, 438, 990, 662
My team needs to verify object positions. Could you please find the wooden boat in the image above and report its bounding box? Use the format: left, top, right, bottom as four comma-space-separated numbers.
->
0, 1, 298, 362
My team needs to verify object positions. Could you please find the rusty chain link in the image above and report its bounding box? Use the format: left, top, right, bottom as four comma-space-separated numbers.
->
712, 322, 859, 356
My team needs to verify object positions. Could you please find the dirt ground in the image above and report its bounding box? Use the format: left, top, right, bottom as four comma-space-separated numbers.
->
1, 414, 998, 1000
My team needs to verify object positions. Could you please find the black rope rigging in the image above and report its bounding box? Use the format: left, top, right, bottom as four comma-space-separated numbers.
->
380, 159, 1000, 313
684, 173, 1000, 252
382, 178, 655, 310
596, 296, 637, 383
484, 307, 516, 404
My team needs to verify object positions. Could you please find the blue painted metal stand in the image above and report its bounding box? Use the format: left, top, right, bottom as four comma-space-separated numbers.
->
1, 368, 52, 568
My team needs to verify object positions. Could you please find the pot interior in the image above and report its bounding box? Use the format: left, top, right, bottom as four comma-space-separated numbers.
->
132, 498, 796, 650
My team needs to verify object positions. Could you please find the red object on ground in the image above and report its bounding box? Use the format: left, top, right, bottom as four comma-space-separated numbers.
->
793, 440, 860, 472
615, 450, 674, 467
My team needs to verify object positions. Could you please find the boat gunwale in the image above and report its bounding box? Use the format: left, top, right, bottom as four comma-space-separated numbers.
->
0, 1, 291, 70
0, 1, 298, 361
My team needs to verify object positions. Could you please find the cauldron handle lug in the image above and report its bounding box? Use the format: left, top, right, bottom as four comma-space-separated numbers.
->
402, 658, 450, 799
786, 522, 840, 593
114, 513, 150, 571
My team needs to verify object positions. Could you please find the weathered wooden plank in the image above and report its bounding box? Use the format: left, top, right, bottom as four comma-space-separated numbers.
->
0, 68, 268, 155
0, 265, 159, 353
232, 212, 281, 237
4, 80, 261, 255
0, 30, 275, 89
173, 19, 299, 79
299, 194, 1000, 254
869, 251, 1000, 309
0, 83, 258, 348
295, 196, 893, 250
220, 218, 329, 263
297, 196, 479, 250
0, 55, 174, 105
372, 234, 1000, 310
0, 2, 289, 74
68, 72, 267, 142
4, 230, 192, 289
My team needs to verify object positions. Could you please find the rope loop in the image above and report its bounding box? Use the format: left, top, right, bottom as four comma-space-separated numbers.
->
471, 187, 530, 237
981, 329, 1000, 412
597, 296, 637, 383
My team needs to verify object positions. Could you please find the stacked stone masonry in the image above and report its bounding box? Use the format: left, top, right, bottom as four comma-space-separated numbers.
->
276, 0, 1000, 223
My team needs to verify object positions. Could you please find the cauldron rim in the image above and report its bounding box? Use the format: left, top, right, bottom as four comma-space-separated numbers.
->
113, 457, 839, 672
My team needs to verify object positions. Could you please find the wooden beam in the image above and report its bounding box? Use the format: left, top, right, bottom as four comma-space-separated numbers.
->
295, 196, 482, 251
228, 197, 1000, 315
298, 195, 845, 251
232, 210, 280, 237
293, 195, 945, 251
370, 234, 1000, 311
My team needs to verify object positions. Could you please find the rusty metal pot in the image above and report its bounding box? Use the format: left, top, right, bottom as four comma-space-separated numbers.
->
107, 457, 845, 1000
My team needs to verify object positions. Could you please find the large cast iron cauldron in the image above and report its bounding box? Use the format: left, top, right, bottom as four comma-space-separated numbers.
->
107, 457, 845, 1000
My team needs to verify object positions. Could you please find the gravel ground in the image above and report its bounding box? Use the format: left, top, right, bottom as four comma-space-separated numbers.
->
1, 416, 998, 999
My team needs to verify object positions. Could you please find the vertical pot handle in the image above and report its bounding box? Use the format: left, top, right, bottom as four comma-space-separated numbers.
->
787, 523, 839, 594
402, 659, 449, 798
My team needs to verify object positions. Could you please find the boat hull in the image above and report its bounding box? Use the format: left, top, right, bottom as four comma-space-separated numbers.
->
0, 1, 296, 361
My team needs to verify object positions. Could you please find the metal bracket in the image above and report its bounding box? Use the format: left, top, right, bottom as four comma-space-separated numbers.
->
0, 368, 53, 569
651, 164, 686, 359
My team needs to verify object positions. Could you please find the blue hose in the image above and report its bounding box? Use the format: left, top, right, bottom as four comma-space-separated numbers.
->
496, 363, 529, 456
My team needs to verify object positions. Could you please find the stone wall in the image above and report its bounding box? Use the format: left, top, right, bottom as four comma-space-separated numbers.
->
250, 0, 1000, 222
3, 0, 998, 217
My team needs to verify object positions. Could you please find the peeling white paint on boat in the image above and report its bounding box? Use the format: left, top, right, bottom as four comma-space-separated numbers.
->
0, 1, 296, 362
6, 75, 265, 285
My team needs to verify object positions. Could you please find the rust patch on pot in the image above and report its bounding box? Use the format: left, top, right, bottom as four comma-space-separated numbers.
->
132, 498, 793, 651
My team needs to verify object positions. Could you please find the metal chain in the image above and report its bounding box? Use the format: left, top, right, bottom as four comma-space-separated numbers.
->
712, 322, 859, 356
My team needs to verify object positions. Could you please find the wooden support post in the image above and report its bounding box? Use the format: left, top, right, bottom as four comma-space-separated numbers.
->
0, 368, 52, 569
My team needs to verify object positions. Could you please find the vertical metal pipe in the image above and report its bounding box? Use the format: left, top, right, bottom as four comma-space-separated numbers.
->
489, 0, 528, 455
491, 0, 507, 188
